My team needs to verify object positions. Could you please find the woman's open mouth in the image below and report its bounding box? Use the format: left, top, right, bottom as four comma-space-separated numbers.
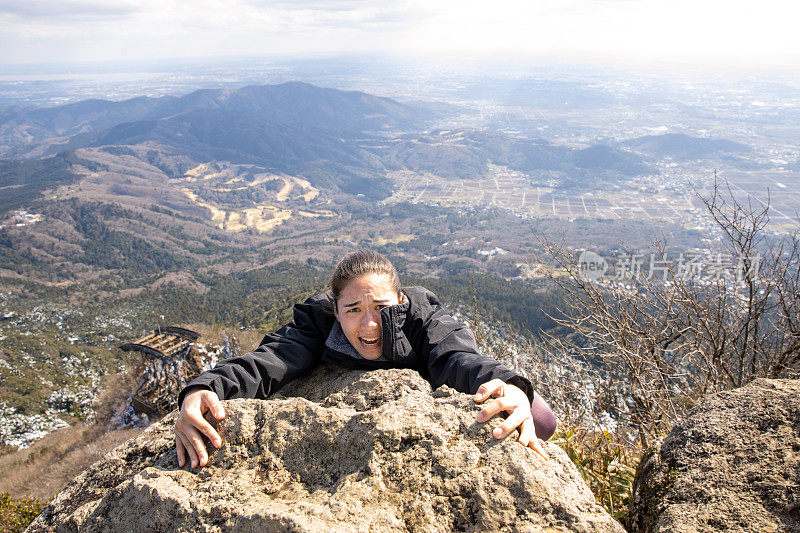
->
359, 336, 380, 347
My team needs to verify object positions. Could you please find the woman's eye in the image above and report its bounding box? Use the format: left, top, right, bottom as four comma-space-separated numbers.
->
347, 307, 359, 313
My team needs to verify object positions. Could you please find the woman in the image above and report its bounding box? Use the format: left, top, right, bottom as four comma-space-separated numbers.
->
175, 250, 557, 469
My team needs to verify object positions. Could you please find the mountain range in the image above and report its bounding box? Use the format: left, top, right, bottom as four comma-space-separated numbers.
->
0, 82, 429, 156
0, 81, 659, 194
0, 81, 752, 287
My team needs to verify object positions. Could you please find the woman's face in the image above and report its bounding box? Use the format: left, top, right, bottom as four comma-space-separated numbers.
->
334, 273, 400, 360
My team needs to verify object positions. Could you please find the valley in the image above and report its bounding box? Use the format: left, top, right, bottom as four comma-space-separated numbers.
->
1, 71, 798, 457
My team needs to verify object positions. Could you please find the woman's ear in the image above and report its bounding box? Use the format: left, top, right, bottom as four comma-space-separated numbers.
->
333, 301, 339, 319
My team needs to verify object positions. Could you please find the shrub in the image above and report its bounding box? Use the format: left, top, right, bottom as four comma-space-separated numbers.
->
0, 491, 46, 533
552, 427, 641, 523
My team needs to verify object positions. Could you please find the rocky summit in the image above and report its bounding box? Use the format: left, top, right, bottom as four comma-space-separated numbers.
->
27, 366, 622, 532
628, 378, 800, 533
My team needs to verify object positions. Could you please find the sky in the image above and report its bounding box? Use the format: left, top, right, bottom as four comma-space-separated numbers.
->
1, 0, 799, 69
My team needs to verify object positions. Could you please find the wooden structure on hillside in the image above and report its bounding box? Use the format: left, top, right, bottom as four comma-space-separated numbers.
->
120, 326, 204, 417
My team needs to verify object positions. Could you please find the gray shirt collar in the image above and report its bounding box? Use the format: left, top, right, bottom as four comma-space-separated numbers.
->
325, 320, 388, 361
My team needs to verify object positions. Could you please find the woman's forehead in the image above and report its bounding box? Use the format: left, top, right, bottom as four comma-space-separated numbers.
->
339, 273, 398, 299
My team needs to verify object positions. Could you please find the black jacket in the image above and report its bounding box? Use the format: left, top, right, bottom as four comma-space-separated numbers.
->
178, 286, 534, 406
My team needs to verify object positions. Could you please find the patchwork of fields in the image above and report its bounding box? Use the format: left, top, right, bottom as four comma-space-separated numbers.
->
706, 170, 800, 231
385, 166, 800, 231
385, 168, 696, 223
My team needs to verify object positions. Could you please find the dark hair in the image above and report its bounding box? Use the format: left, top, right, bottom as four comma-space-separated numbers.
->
331, 250, 401, 302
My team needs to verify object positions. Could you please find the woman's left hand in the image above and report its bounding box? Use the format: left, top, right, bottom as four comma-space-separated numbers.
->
474, 379, 549, 460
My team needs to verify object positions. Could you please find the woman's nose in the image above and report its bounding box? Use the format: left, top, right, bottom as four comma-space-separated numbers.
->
362, 310, 379, 327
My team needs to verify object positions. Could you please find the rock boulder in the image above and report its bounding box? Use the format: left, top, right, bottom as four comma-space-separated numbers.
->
28, 367, 623, 532
628, 378, 800, 532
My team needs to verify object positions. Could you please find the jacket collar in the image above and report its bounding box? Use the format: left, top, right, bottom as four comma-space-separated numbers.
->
380, 291, 412, 362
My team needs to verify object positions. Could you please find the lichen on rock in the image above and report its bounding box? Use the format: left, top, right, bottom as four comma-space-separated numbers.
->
28, 366, 623, 532
627, 378, 800, 533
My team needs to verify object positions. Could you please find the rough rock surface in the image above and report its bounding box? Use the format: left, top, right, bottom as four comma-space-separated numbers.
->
28, 367, 623, 532
628, 378, 800, 533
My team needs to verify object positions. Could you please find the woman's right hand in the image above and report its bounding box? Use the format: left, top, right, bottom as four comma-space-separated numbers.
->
175, 388, 225, 468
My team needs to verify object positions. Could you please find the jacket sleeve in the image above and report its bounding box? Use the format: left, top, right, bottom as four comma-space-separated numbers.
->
415, 294, 535, 403
177, 297, 329, 407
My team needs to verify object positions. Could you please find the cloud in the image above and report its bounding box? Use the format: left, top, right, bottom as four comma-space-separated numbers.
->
0, 0, 797, 67
223, 0, 420, 31
242, 0, 381, 11
0, 0, 140, 20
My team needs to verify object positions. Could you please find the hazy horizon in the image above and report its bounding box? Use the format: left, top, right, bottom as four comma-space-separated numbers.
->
1, 0, 798, 71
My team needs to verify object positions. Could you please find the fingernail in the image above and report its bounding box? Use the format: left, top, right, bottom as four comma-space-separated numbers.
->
493, 428, 503, 438
473, 393, 481, 401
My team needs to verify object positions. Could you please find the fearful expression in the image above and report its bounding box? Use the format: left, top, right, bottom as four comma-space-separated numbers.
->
333, 273, 401, 360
